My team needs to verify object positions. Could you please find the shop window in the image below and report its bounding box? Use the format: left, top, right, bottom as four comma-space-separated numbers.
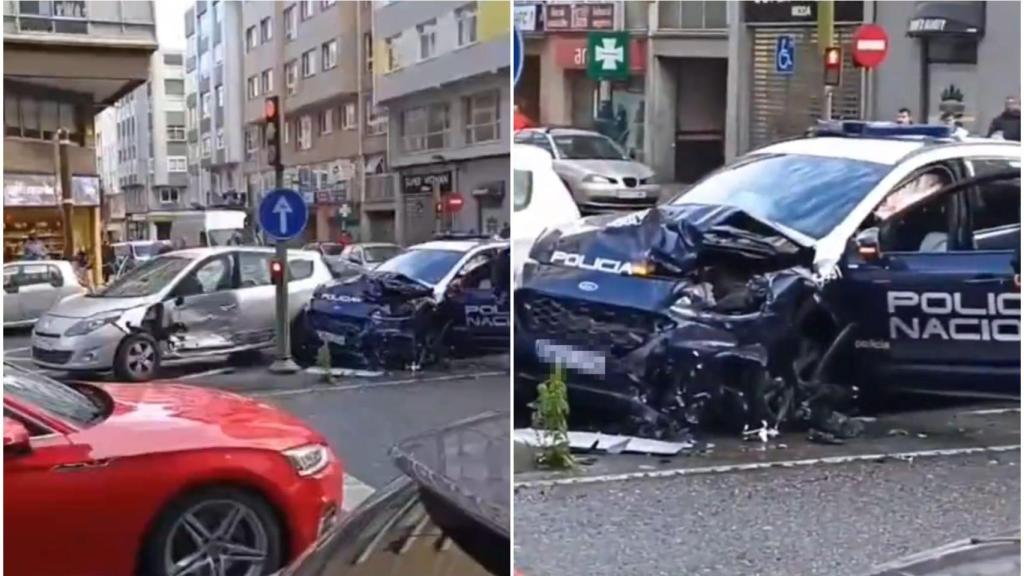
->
658, 0, 726, 29
926, 38, 978, 65
464, 90, 500, 144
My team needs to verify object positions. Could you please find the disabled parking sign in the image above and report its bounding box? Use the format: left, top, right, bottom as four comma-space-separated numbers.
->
258, 188, 308, 241
776, 35, 795, 75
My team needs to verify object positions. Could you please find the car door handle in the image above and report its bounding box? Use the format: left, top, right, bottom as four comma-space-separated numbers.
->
220, 303, 238, 311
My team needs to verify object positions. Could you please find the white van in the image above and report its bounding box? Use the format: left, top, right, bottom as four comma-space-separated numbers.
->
169, 210, 251, 248
512, 144, 581, 286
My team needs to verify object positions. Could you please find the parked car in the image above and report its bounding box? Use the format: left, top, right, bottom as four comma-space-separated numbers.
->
274, 412, 508, 576
515, 127, 661, 213
512, 143, 581, 286
296, 239, 509, 369
304, 242, 346, 257
31, 247, 333, 381
4, 363, 343, 576
3, 260, 85, 328
515, 121, 1020, 437
339, 242, 404, 269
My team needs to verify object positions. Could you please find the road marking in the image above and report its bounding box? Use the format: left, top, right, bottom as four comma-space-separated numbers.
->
251, 370, 508, 399
960, 407, 1020, 416
513, 444, 1021, 490
6, 346, 32, 355
164, 367, 237, 382
343, 475, 375, 512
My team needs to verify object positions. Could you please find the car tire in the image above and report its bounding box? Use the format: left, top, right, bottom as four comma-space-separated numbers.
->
141, 486, 284, 576
290, 311, 317, 368
227, 349, 264, 366
113, 332, 161, 382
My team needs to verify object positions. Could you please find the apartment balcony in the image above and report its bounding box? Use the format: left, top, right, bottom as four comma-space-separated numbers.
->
3, 0, 158, 107
363, 172, 397, 211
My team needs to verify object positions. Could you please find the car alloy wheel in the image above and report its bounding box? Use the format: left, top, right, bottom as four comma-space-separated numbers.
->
164, 499, 269, 576
126, 339, 157, 376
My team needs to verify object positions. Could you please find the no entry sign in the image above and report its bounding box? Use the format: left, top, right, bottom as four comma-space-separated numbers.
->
852, 24, 889, 69
446, 193, 465, 213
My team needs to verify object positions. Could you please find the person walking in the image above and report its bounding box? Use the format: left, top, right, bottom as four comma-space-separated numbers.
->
987, 96, 1020, 141
895, 107, 913, 125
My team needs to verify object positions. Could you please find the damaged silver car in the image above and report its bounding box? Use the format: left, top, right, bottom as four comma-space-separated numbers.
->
31, 247, 332, 381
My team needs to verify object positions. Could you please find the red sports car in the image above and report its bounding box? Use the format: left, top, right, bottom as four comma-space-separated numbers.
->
3, 364, 343, 576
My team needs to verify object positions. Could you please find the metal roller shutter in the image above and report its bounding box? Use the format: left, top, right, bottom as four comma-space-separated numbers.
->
749, 25, 863, 150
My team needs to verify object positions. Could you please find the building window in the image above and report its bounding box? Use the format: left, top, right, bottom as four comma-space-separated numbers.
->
385, 35, 400, 71
260, 17, 272, 42
202, 136, 212, 157
246, 126, 258, 152
165, 79, 185, 96
167, 157, 188, 173
417, 20, 437, 61
216, 84, 224, 107
322, 39, 338, 71
167, 125, 186, 141
366, 101, 387, 135
318, 109, 333, 135
321, 0, 336, 7
160, 188, 181, 203
464, 90, 500, 144
285, 60, 298, 94
343, 102, 357, 130
245, 26, 257, 50
301, 49, 317, 78
284, 120, 291, 144
364, 32, 373, 73
216, 128, 225, 150
201, 92, 212, 118
657, 0, 727, 30
261, 69, 274, 94
301, 0, 315, 20
284, 5, 297, 40
247, 76, 259, 99
213, 1, 221, 23
456, 5, 477, 46
401, 103, 449, 152
299, 115, 312, 150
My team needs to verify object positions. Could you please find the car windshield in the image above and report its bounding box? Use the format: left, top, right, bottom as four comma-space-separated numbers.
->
375, 249, 463, 286
364, 246, 402, 264
552, 133, 627, 161
513, 169, 532, 211
4, 366, 104, 427
673, 153, 891, 240
94, 255, 192, 297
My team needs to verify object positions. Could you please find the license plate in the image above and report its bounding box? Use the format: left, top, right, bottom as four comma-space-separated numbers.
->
534, 339, 606, 376
34, 337, 56, 351
617, 190, 646, 199
317, 331, 347, 346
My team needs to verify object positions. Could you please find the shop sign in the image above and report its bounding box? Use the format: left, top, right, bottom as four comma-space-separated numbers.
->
586, 32, 630, 81
402, 171, 453, 195
545, 3, 614, 31
316, 182, 349, 205
553, 36, 646, 73
743, 1, 864, 24
515, 3, 541, 32
71, 176, 100, 206
3, 174, 101, 207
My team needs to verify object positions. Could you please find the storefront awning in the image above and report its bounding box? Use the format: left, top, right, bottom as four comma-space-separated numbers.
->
907, 1, 986, 37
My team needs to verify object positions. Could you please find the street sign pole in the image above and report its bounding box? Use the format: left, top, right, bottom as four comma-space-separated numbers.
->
818, 0, 835, 121
270, 166, 298, 374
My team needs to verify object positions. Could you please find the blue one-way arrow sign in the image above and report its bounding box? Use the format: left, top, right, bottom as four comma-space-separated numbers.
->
258, 188, 308, 241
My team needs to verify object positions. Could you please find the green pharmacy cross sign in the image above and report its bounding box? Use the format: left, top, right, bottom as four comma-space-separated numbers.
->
586, 31, 630, 81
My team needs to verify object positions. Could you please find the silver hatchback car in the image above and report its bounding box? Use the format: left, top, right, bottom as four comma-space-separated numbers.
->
31, 247, 332, 381
514, 127, 661, 212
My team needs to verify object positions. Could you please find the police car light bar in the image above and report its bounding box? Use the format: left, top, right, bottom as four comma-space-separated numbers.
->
813, 120, 955, 139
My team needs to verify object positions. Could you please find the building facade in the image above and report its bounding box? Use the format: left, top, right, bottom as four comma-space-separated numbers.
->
374, 0, 511, 245
184, 0, 247, 215
116, 50, 190, 241
3, 0, 157, 278
240, 0, 390, 244
95, 106, 124, 241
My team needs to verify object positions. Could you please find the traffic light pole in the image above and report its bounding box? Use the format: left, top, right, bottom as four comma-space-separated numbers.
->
267, 98, 299, 375
818, 0, 835, 121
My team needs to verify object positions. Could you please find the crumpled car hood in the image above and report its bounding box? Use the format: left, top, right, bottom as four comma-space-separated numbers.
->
314, 271, 434, 310
531, 204, 814, 276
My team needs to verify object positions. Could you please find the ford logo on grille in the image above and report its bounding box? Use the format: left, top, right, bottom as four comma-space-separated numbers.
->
578, 281, 599, 292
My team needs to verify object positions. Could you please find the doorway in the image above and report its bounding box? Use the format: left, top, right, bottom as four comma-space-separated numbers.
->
673, 57, 727, 184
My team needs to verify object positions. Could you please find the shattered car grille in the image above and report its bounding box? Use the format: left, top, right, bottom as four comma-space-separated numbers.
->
518, 294, 671, 355
309, 314, 366, 339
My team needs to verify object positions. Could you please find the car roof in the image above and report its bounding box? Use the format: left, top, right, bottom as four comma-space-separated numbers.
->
524, 126, 600, 137
412, 240, 507, 253
353, 242, 400, 248
513, 143, 555, 165
758, 137, 929, 165
167, 247, 320, 259
5, 260, 73, 269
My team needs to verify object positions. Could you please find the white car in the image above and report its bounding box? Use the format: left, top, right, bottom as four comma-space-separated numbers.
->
3, 260, 86, 328
31, 247, 333, 381
512, 143, 581, 285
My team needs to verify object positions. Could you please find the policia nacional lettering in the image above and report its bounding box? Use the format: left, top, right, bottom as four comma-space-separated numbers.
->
887, 291, 1021, 342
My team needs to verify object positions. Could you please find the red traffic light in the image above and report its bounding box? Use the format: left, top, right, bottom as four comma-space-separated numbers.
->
823, 47, 842, 87
264, 97, 279, 121
269, 258, 285, 283
825, 47, 841, 67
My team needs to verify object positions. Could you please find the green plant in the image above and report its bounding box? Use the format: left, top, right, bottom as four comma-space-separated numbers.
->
532, 363, 574, 470
317, 342, 334, 383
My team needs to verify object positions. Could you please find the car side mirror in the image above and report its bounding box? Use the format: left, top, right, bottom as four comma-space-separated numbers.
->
854, 227, 882, 261
4, 417, 31, 455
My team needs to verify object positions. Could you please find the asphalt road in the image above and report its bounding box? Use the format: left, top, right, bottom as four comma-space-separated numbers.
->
514, 450, 1021, 576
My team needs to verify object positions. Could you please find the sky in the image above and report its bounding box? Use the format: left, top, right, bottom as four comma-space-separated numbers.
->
155, 0, 189, 50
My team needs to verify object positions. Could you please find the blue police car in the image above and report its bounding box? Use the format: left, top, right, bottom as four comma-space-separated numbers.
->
297, 237, 510, 370
515, 122, 1020, 438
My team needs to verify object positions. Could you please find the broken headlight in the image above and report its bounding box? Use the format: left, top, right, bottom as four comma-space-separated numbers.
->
65, 310, 126, 337
283, 444, 331, 477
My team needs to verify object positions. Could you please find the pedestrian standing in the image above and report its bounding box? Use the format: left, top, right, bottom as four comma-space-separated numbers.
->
23, 234, 47, 260
987, 96, 1020, 141
895, 107, 913, 125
